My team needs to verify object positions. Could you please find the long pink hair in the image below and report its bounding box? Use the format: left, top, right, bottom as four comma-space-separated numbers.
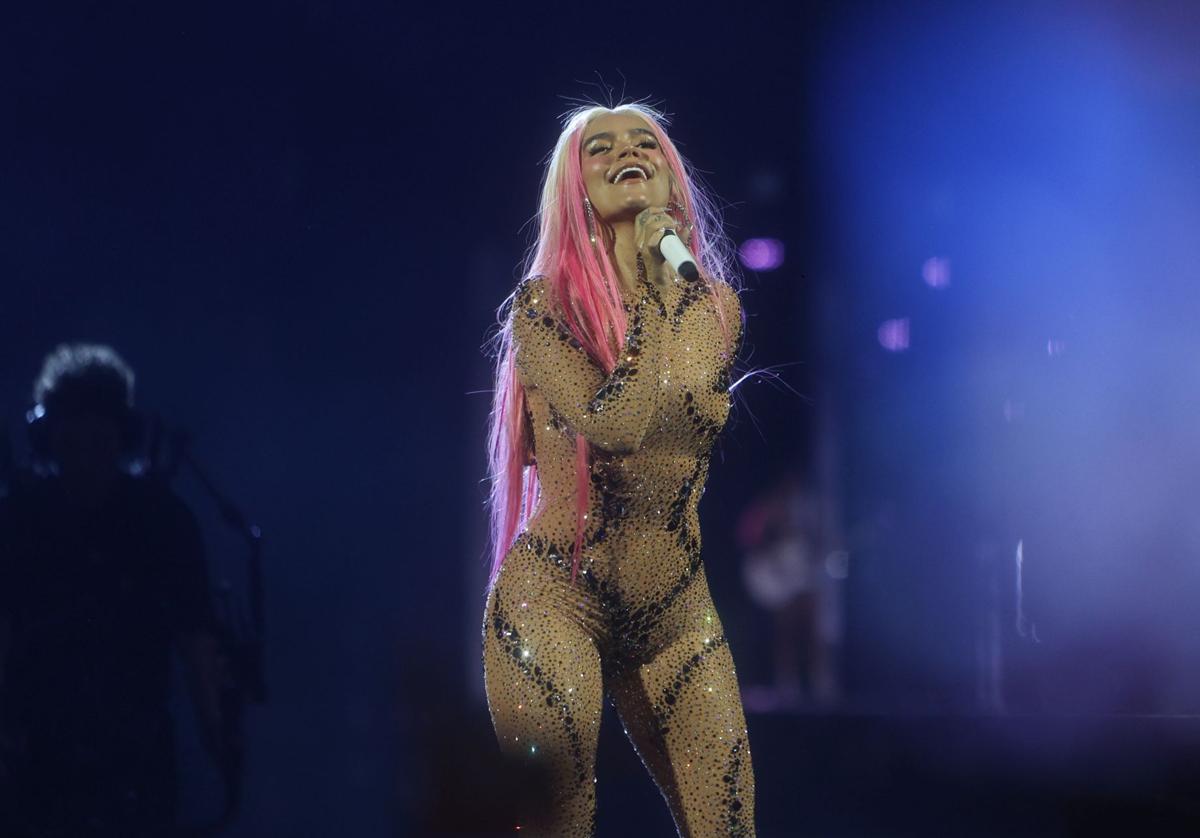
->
485, 103, 741, 588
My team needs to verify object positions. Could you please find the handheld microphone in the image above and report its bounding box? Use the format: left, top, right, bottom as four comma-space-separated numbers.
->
658, 229, 700, 281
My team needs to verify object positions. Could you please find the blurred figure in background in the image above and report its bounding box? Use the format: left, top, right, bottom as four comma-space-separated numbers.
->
738, 469, 844, 711
0, 344, 226, 837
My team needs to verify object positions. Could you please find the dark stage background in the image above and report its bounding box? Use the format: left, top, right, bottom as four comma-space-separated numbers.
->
3, 2, 1200, 835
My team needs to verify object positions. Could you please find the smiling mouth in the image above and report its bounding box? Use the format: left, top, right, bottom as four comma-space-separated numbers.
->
611, 164, 650, 184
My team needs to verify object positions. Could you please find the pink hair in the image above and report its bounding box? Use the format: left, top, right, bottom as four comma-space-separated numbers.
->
485, 103, 741, 588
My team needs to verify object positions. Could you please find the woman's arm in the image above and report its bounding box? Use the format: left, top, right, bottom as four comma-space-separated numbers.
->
511, 276, 666, 454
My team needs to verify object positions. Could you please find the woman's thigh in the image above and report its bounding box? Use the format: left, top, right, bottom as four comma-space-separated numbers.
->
608, 587, 756, 837
482, 556, 606, 835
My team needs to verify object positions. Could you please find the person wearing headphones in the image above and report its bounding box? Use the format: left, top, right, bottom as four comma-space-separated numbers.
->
0, 343, 226, 837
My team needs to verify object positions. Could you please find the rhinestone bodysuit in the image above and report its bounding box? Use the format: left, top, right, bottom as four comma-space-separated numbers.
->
482, 269, 755, 837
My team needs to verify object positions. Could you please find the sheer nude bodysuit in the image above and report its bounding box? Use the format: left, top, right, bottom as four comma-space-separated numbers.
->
482, 268, 755, 837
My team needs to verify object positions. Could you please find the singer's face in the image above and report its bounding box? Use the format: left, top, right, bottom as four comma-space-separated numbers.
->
580, 112, 671, 225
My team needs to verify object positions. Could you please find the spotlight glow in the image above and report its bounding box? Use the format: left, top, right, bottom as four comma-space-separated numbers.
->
738, 238, 785, 271
878, 318, 911, 352
922, 256, 952, 288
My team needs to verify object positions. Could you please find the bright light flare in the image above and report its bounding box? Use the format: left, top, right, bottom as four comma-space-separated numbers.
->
922, 256, 951, 288
738, 238, 785, 271
878, 318, 911, 352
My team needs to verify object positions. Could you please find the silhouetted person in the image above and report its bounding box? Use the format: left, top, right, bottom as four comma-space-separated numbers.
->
0, 344, 225, 837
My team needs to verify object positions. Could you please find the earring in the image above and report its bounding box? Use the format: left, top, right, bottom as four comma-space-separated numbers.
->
583, 196, 598, 245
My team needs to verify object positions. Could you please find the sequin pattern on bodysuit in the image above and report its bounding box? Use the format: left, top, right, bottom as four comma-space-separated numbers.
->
482, 268, 754, 837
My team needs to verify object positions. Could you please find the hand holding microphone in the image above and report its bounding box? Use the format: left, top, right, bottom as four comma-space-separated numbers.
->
636, 206, 700, 285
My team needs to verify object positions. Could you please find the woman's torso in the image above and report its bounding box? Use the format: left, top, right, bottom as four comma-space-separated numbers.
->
516, 273, 736, 595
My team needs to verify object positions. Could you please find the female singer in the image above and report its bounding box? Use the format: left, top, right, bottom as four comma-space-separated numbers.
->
482, 102, 755, 837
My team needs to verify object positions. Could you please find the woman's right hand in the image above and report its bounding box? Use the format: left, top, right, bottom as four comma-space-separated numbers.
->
634, 205, 680, 287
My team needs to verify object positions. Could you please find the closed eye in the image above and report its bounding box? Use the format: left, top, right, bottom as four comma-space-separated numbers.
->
587, 140, 657, 155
